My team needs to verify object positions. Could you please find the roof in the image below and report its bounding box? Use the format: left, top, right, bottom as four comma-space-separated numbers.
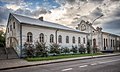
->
102, 31, 120, 37
11, 13, 88, 34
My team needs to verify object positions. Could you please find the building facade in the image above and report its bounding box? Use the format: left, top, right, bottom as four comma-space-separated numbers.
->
6, 13, 120, 57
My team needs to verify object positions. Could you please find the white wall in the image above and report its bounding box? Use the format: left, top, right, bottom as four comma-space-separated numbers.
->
22, 25, 88, 49
6, 15, 21, 56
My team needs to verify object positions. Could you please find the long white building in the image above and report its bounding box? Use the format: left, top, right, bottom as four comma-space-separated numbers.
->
6, 13, 120, 57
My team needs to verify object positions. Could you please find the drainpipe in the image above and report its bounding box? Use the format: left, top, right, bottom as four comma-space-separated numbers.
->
55, 29, 59, 44
20, 24, 22, 58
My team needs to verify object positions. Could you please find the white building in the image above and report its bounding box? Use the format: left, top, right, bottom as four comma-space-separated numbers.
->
6, 13, 120, 57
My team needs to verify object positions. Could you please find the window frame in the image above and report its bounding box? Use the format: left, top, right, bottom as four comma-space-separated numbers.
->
50, 34, 54, 43
27, 32, 33, 42
66, 36, 69, 43
58, 35, 62, 43
39, 33, 44, 43
72, 36, 75, 43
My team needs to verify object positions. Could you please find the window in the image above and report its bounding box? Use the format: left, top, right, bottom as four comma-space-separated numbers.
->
111, 39, 112, 47
78, 37, 80, 43
10, 25, 12, 31
13, 22, 15, 29
27, 32, 33, 42
39, 33, 44, 43
83, 38, 85, 44
50, 34, 54, 43
106, 39, 108, 47
58, 35, 62, 43
113, 40, 114, 47
8, 28, 9, 33
72, 36, 75, 43
104, 38, 105, 47
66, 36, 69, 43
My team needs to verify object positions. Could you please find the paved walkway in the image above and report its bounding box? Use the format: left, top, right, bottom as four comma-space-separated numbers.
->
0, 53, 120, 70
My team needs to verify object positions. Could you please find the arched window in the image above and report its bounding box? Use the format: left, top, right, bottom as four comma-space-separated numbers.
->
72, 36, 75, 43
13, 22, 15, 29
106, 39, 108, 47
111, 39, 112, 47
39, 33, 44, 43
66, 36, 69, 43
83, 38, 85, 44
50, 34, 54, 43
58, 35, 62, 43
104, 38, 105, 47
78, 37, 80, 44
113, 40, 114, 47
27, 32, 33, 42
93, 38, 96, 48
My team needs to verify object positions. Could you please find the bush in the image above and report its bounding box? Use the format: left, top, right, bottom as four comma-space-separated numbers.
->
71, 45, 78, 53
23, 42, 35, 57
62, 47, 70, 54
86, 40, 91, 54
49, 43, 60, 55
0, 30, 5, 47
93, 47, 100, 53
35, 41, 48, 57
79, 44, 86, 54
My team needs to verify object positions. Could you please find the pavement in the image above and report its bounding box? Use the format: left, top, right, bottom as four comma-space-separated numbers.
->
0, 53, 120, 71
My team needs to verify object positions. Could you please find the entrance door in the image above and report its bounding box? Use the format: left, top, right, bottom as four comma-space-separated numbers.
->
93, 38, 96, 48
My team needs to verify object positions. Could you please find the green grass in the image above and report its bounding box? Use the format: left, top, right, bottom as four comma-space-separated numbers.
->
26, 53, 103, 61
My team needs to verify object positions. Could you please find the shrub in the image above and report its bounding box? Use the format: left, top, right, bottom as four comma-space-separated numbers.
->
0, 30, 5, 47
23, 42, 35, 57
79, 44, 86, 54
86, 41, 91, 54
71, 45, 78, 53
93, 47, 100, 53
35, 41, 48, 57
62, 47, 70, 54
49, 43, 60, 55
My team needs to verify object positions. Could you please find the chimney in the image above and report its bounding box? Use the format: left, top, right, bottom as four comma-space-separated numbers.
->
39, 16, 43, 21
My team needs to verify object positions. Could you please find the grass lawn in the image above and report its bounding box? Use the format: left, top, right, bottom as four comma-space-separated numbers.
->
26, 53, 103, 61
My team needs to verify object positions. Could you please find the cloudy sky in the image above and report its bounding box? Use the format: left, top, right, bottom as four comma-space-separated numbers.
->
0, 0, 120, 35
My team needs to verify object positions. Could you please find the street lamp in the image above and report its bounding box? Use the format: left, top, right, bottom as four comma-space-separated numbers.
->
90, 14, 103, 57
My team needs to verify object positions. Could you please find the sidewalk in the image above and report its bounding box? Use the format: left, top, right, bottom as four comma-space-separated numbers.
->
0, 53, 120, 70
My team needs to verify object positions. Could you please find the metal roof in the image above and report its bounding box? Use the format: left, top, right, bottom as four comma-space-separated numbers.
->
11, 13, 88, 34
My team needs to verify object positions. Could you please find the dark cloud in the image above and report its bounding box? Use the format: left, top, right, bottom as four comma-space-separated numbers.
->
103, 19, 120, 29
110, 0, 120, 2
15, 8, 33, 16
113, 8, 120, 17
91, 7, 103, 17
32, 8, 51, 16
89, 0, 104, 3
0, 6, 13, 25
65, 0, 76, 4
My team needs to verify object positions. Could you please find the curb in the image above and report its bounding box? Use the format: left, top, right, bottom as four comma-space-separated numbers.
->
0, 53, 120, 71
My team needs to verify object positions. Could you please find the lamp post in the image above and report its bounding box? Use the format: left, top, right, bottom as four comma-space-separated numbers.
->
90, 14, 103, 57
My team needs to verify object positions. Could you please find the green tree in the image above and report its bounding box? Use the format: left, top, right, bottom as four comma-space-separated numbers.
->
50, 43, 60, 55
23, 42, 35, 57
35, 41, 48, 57
63, 47, 70, 54
86, 40, 91, 54
71, 45, 78, 53
79, 44, 86, 54
0, 30, 5, 47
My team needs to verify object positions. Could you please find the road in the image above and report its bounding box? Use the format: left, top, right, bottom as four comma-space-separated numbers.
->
1, 56, 120, 72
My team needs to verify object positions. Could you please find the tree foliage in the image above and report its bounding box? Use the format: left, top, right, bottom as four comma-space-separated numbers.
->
50, 43, 60, 55
0, 30, 5, 47
35, 41, 48, 57
71, 45, 78, 53
62, 47, 70, 54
